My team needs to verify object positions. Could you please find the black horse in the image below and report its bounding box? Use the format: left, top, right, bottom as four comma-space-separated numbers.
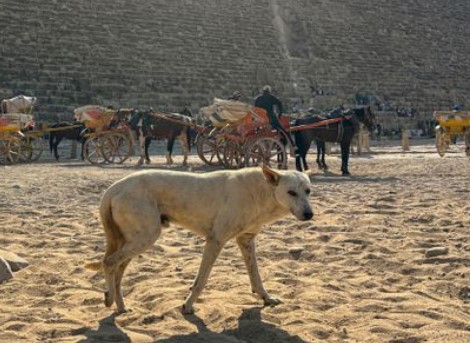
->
49, 122, 87, 160
294, 106, 375, 175
129, 107, 194, 166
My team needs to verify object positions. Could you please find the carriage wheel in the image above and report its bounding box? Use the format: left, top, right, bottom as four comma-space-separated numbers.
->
196, 132, 224, 166
84, 136, 106, 164
0, 140, 14, 164
19, 136, 44, 162
0, 138, 21, 164
102, 133, 132, 164
222, 140, 245, 169
435, 129, 448, 157
245, 137, 287, 170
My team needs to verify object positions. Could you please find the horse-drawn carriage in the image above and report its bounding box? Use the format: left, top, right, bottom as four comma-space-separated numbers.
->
0, 113, 34, 164
0, 95, 44, 164
195, 100, 376, 174
73, 105, 133, 164
434, 110, 470, 157
196, 99, 293, 169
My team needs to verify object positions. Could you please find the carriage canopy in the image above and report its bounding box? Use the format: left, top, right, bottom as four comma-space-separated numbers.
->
200, 98, 268, 127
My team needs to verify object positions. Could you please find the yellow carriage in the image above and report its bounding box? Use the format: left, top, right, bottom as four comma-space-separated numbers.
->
434, 111, 470, 157
0, 113, 34, 164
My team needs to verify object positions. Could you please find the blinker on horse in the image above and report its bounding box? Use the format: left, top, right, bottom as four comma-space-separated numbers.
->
294, 106, 376, 175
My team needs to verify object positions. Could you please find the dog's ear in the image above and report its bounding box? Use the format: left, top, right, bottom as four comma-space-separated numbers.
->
262, 165, 281, 186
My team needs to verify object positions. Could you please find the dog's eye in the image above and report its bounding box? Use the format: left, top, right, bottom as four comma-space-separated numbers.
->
305, 189, 311, 195
288, 190, 298, 197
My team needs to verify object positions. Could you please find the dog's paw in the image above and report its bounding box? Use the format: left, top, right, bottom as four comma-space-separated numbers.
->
104, 291, 113, 307
181, 304, 194, 315
115, 308, 131, 315
263, 297, 282, 307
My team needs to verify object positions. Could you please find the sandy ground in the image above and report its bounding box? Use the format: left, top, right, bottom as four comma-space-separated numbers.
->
1, 140, 470, 342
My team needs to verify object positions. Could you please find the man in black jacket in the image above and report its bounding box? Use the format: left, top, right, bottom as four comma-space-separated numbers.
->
254, 85, 296, 155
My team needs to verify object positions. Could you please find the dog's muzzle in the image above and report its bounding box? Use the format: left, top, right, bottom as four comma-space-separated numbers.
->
301, 211, 313, 221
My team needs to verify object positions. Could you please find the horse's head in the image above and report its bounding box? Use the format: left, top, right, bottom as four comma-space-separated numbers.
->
354, 106, 376, 132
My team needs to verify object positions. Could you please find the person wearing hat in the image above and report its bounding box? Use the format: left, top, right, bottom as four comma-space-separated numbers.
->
254, 85, 297, 155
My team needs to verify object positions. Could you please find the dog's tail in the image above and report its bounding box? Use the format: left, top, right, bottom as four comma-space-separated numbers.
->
84, 189, 125, 272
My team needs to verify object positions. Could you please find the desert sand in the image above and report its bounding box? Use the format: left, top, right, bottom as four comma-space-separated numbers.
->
1, 141, 470, 342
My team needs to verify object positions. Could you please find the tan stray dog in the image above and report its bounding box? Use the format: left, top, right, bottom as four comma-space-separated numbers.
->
85, 165, 313, 314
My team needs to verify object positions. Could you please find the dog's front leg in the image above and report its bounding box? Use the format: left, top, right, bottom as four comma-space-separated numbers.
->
182, 238, 224, 314
236, 233, 281, 307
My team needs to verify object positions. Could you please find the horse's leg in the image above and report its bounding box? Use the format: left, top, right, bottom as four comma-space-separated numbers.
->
54, 136, 63, 160
340, 140, 351, 176
80, 139, 86, 160
137, 130, 145, 166
320, 141, 328, 170
144, 137, 151, 164
316, 140, 323, 169
166, 136, 176, 165
295, 132, 313, 172
294, 133, 306, 171
176, 131, 189, 166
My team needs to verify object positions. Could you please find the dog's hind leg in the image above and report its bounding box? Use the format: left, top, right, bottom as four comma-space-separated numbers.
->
236, 233, 281, 307
182, 238, 224, 314
114, 259, 132, 313
103, 203, 162, 313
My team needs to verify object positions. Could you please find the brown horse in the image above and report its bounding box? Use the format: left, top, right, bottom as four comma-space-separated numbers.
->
129, 108, 193, 166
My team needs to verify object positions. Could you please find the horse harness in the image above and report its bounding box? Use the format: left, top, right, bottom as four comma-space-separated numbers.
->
291, 114, 354, 142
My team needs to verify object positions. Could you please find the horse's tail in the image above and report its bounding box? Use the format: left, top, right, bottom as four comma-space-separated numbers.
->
84, 188, 124, 273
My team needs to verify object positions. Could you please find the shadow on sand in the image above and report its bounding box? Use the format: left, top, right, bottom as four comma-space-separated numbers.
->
75, 307, 307, 343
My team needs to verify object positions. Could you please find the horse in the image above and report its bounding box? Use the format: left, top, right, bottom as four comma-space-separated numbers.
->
129, 107, 193, 166
49, 123, 87, 160
294, 106, 376, 175
1, 95, 37, 114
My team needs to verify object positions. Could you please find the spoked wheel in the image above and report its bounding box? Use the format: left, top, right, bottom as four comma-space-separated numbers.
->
20, 136, 44, 162
245, 137, 287, 170
0, 138, 21, 164
84, 136, 106, 164
435, 129, 448, 157
196, 131, 224, 166
222, 140, 245, 169
102, 133, 132, 164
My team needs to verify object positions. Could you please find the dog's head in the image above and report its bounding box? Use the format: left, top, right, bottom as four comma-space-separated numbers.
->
262, 165, 313, 221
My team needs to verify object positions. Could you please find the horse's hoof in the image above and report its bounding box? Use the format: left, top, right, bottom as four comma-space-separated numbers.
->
342, 171, 351, 176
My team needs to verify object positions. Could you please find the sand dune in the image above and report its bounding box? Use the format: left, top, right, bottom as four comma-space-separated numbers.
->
1, 143, 470, 342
